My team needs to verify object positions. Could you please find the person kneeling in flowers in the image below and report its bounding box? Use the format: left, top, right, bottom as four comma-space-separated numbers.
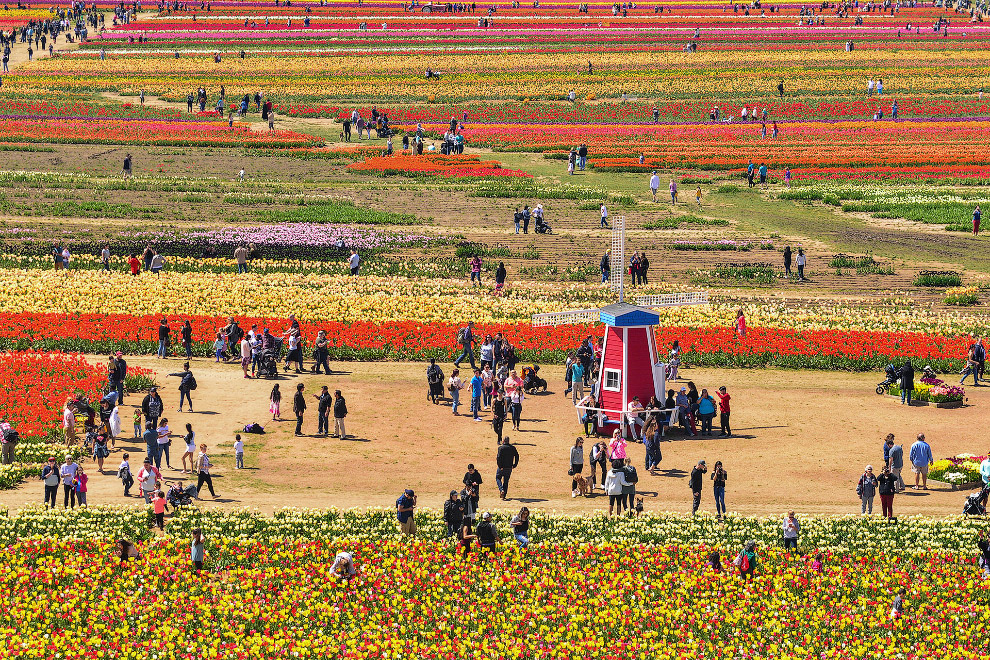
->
330, 551, 357, 581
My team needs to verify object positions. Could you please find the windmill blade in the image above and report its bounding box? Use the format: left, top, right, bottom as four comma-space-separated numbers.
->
532, 309, 600, 327
635, 292, 709, 308
609, 215, 625, 300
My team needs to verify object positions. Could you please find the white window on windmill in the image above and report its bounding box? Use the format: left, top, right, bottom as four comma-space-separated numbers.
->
603, 368, 621, 392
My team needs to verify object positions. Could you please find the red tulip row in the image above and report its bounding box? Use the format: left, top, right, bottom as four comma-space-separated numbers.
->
0, 311, 970, 372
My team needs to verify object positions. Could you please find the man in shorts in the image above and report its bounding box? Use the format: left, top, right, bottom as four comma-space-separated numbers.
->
909, 433, 933, 490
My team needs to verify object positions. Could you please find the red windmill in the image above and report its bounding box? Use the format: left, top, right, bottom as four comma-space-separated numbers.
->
532, 216, 707, 436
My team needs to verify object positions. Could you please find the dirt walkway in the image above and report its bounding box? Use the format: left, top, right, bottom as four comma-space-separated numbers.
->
0, 356, 983, 518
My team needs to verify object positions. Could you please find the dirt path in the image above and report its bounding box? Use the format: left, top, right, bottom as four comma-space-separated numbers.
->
0, 356, 982, 518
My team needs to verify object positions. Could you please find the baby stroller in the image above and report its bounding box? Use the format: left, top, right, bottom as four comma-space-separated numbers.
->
523, 365, 547, 393
534, 216, 553, 234
876, 363, 897, 395
256, 338, 284, 378
166, 480, 198, 507
963, 484, 989, 516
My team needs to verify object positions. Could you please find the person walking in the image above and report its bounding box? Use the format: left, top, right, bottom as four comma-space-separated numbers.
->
448, 369, 465, 415
293, 383, 306, 436
910, 433, 933, 489
711, 460, 727, 519
196, 444, 218, 498
878, 465, 897, 519
669, 179, 678, 205
600, 203, 609, 229
783, 246, 792, 278
974, 205, 982, 236
495, 437, 519, 500
690, 460, 707, 514
269, 383, 282, 420
857, 465, 879, 514
782, 512, 800, 550
396, 489, 417, 535
470, 368, 484, 421
491, 390, 507, 443
453, 320, 477, 370
314, 385, 332, 436
649, 171, 660, 202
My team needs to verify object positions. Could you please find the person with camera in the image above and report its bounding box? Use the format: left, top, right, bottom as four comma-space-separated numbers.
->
690, 460, 707, 515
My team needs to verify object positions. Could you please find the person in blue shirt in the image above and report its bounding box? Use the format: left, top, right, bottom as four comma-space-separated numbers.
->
470, 368, 484, 421
980, 453, 990, 485
909, 433, 933, 490
570, 361, 585, 405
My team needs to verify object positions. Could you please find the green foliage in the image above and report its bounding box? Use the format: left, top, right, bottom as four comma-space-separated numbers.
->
914, 271, 962, 287
257, 199, 420, 225
692, 264, 776, 286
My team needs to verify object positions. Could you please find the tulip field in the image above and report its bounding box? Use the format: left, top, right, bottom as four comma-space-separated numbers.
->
6, 2, 990, 656
0, 507, 989, 659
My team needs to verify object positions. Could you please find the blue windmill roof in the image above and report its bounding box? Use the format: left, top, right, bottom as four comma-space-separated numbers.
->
599, 302, 660, 327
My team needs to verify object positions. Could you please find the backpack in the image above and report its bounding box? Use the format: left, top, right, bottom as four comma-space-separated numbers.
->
147, 397, 163, 418
738, 554, 750, 572
1, 428, 18, 446
624, 467, 638, 484
856, 474, 866, 497
181, 373, 197, 391
243, 423, 265, 434
456, 327, 467, 345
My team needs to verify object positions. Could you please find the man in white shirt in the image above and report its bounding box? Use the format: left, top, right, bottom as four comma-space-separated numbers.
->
136, 458, 161, 504
60, 456, 78, 508
649, 171, 660, 202
600, 204, 609, 229
348, 249, 360, 276
240, 336, 252, 379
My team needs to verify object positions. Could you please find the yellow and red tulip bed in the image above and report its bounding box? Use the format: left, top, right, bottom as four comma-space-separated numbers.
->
1, 507, 989, 659
4, 1, 990, 178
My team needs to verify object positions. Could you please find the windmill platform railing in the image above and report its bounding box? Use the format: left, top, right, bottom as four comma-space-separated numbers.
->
635, 291, 709, 308
532, 308, 599, 328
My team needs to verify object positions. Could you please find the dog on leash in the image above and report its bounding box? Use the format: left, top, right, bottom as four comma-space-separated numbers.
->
635, 497, 644, 515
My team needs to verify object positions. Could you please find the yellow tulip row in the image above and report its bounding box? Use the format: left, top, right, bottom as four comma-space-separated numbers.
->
0, 267, 986, 333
